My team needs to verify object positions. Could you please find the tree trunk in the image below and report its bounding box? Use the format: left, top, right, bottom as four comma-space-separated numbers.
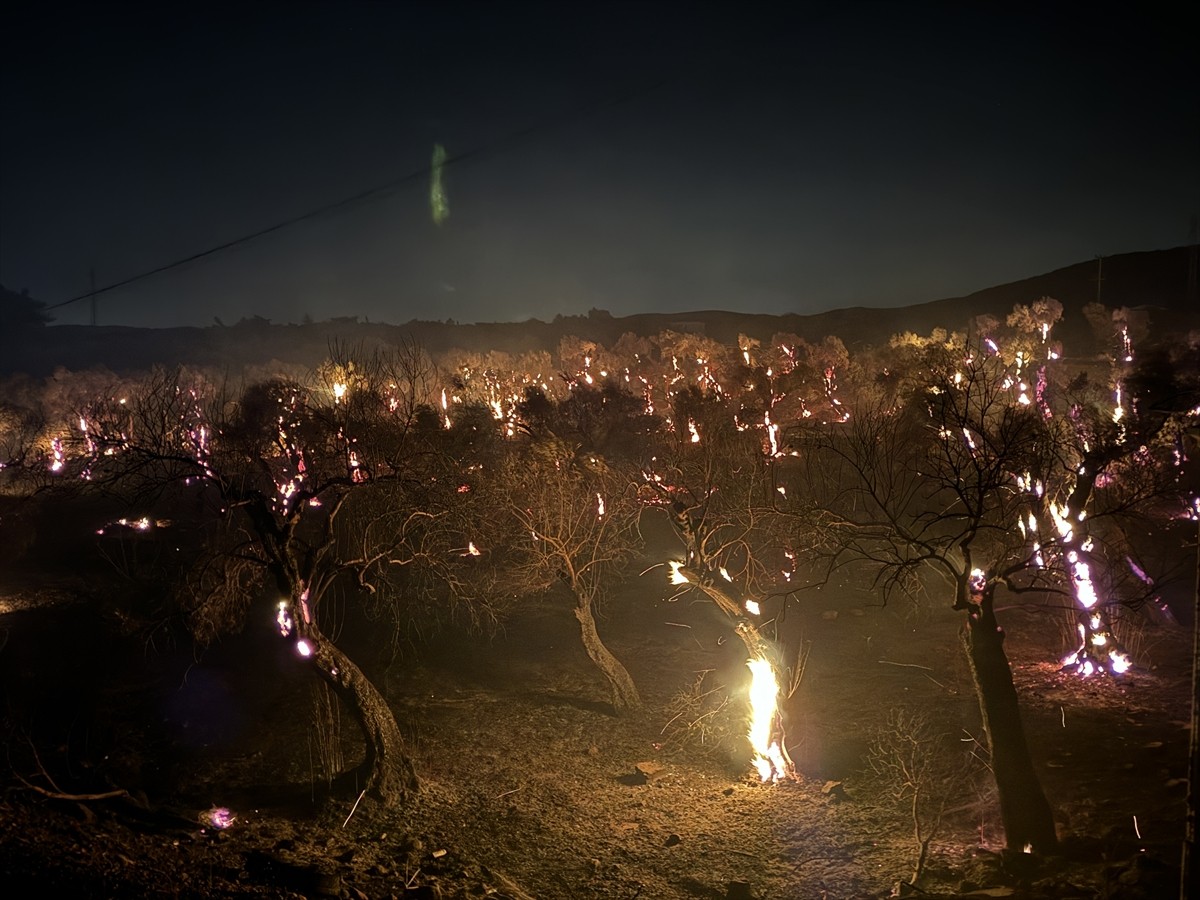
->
574, 599, 641, 713
304, 630, 418, 805
961, 599, 1058, 852
269, 558, 417, 806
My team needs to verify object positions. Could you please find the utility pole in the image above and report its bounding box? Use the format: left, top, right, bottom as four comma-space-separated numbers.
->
89, 267, 97, 326
1184, 506, 1199, 900
1094, 255, 1104, 306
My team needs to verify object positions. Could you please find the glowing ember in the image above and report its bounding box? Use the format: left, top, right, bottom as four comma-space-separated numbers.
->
276, 601, 293, 637
744, 599, 761, 616
746, 657, 789, 782
296, 639, 314, 657
206, 806, 236, 830
968, 568, 986, 595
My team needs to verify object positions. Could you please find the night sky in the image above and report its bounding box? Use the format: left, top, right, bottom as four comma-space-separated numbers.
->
2, 2, 1197, 328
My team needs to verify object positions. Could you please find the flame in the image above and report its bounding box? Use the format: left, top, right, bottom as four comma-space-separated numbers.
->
276, 600, 293, 637
746, 657, 789, 782
667, 560, 689, 585
1066, 550, 1098, 609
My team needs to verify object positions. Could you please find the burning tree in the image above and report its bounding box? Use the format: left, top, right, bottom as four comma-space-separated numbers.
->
643, 383, 806, 782
977, 301, 1196, 675
794, 346, 1060, 851
46, 347, 474, 806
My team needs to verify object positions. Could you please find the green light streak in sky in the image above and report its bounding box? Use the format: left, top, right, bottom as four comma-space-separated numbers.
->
430, 144, 449, 226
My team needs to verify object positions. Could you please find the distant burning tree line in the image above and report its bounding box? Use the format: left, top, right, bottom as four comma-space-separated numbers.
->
1, 299, 1196, 854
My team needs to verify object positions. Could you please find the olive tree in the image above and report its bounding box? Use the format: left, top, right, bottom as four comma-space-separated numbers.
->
52, 346, 466, 806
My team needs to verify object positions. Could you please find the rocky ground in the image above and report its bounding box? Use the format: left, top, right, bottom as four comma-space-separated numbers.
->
0, 564, 1190, 899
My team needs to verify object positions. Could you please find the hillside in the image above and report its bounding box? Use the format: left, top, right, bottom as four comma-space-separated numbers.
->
2, 246, 1196, 377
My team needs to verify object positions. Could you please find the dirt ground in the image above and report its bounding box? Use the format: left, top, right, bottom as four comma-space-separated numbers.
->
0, 558, 1191, 899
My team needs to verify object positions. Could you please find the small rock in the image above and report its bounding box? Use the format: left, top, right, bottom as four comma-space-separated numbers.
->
664, 833, 681, 847
821, 780, 847, 802
634, 761, 667, 782
312, 870, 341, 898
431, 848, 447, 859
722, 787, 735, 796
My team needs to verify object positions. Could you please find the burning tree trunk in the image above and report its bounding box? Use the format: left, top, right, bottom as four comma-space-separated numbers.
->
637, 385, 809, 783
667, 562, 796, 781
573, 597, 640, 713
959, 586, 1058, 852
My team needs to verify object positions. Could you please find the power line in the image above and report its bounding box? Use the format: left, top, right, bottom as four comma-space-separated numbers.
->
44, 72, 681, 313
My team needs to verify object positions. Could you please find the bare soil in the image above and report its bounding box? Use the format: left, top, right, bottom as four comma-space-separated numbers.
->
0, 563, 1190, 899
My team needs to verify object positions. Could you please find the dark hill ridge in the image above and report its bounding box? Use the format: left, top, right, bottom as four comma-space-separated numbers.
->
2, 247, 1195, 377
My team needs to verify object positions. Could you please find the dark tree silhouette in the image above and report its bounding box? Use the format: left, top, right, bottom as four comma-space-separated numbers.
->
794, 350, 1059, 852
0, 285, 53, 329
